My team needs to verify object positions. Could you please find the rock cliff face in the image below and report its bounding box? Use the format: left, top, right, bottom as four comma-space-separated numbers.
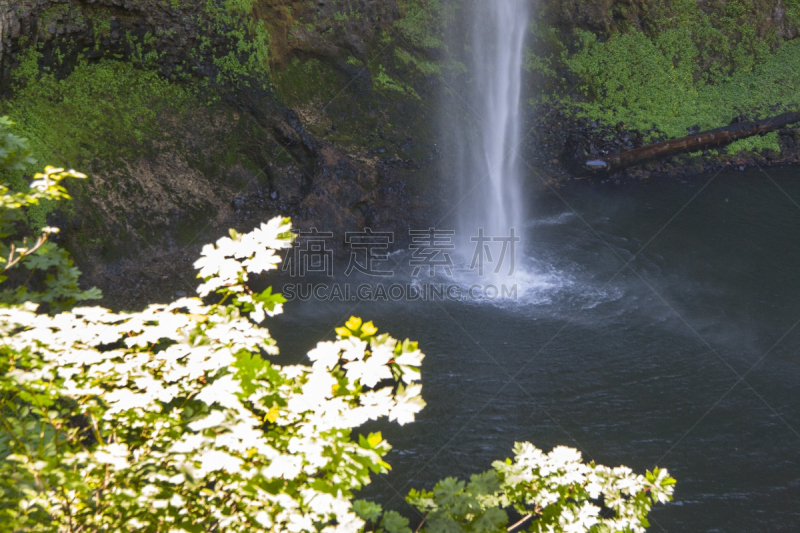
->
0, 0, 403, 79
0, 1, 431, 283
0, 0, 442, 306
537, 0, 798, 41
1, 1, 201, 81
255, 0, 400, 65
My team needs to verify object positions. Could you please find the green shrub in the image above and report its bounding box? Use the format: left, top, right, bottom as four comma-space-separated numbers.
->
526, 0, 799, 152
0, 118, 100, 312
3, 51, 191, 169
558, 29, 800, 151
201, 0, 271, 86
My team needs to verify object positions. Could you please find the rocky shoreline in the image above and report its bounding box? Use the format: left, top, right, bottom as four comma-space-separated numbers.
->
523, 103, 800, 188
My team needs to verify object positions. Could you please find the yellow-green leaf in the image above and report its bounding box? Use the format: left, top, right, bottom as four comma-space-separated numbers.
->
265, 406, 280, 423
361, 321, 378, 337
367, 432, 383, 448
345, 316, 363, 331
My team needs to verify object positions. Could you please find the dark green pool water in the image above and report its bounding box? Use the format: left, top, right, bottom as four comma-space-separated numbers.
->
270, 167, 800, 532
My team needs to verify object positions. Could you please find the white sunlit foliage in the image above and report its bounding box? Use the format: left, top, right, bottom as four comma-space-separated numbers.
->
0, 180, 674, 532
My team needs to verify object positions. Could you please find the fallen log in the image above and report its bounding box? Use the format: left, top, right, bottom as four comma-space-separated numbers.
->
584, 111, 800, 173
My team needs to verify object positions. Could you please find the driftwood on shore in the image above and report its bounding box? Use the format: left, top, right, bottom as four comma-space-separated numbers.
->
584, 111, 800, 173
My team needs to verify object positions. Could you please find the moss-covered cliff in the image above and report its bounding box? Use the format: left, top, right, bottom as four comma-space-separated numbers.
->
524, 0, 800, 177
0, 0, 451, 305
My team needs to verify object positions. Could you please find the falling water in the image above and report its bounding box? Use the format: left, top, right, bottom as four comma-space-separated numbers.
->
448, 0, 531, 283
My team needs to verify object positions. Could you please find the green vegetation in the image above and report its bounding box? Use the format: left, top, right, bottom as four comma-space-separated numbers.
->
34, 0, 271, 90
272, 0, 443, 105
394, 0, 444, 51
0, 0, 287, 259
559, 30, 800, 152
374, 64, 420, 99
40, 5, 77, 29
393, 47, 442, 77
529, 0, 800, 153
0, 120, 100, 312
90, 8, 111, 45
789, 0, 800, 27
200, 0, 271, 87
4, 50, 192, 169
333, 4, 364, 22
391, 0, 451, 78
270, 57, 347, 107
0, 51, 193, 227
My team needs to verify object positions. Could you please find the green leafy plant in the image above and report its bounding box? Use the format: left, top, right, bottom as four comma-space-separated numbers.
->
528, 0, 800, 153
394, 0, 445, 51
403, 447, 674, 533
0, 117, 35, 172
4, 51, 192, 167
201, 0, 271, 87
374, 64, 420, 99
0, 118, 100, 312
0, 217, 428, 532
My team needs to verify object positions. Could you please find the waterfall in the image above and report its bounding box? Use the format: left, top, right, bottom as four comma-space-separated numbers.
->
448, 0, 530, 280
